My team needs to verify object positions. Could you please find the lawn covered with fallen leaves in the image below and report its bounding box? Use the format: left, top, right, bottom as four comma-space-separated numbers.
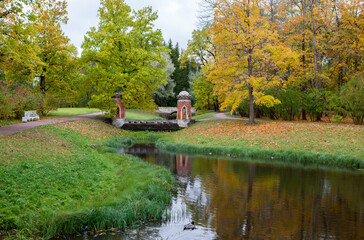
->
54, 120, 126, 141
170, 120, 364, 159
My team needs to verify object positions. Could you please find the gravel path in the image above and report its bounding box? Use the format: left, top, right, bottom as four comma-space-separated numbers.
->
0, 112, 105, 136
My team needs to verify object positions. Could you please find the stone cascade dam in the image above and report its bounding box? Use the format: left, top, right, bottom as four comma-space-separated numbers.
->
111, 91, 195, 131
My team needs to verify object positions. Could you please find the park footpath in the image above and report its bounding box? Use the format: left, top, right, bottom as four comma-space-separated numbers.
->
0, 112, 104, 136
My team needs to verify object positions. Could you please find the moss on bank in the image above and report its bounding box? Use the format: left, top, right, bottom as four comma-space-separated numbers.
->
0, 121, 174, 239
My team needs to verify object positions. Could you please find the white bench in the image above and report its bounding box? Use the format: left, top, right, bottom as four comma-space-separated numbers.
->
23, 111, 40, 122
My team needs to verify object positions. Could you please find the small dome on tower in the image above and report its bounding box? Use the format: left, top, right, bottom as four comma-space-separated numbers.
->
177, 91, 191, 99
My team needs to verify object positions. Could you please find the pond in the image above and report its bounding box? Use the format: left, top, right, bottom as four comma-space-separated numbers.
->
74, 144, 364, 240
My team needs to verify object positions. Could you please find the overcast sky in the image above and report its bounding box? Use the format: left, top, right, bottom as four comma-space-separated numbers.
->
62, 0, 202, 56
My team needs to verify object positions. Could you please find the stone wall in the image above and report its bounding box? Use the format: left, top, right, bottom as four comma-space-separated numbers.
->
155, 107, 196, 114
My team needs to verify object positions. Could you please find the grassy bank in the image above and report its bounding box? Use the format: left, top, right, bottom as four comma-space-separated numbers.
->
0, 120, 174, 239
159, 120, 364, 169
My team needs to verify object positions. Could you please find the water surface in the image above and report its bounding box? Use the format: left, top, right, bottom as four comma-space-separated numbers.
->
75, 144, 364, 239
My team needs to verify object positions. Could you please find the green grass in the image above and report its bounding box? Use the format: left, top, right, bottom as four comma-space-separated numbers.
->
0, 119, 21, 126
47, 108, 101, 118
156, 139, 364, 169
169, 120, 364, 159
154, 120, 364, 169
0, 121, 174, 239
125, 109, 163, 120
192, 110, 216, 120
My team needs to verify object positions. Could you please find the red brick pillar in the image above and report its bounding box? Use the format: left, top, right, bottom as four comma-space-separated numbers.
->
112, 91, 126, 128
177, 91, 192, 121
113, 91, 125, 120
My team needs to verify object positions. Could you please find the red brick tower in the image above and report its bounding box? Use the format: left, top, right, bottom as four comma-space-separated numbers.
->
112, 90, 126, 127
177, 91, 191, 127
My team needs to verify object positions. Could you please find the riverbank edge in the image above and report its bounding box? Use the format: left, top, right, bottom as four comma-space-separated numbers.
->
0, 123, 175, 239
155, 139, 363, 169
105, 132, 363, 169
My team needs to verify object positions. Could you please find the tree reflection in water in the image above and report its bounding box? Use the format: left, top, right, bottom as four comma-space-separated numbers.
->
117, 144, 364, 240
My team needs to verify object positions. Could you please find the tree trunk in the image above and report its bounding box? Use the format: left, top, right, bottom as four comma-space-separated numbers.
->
301, 0, 308, 120
40, 74, 46, 94
214, 98, 219, 112
309, 0, 320, 89
248, 51, 255, 125
249, 84, 255, 125
302, 109, 307, 120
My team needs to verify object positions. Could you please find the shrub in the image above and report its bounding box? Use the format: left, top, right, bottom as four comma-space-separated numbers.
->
0, 81, 59, 120
331, 114, 343, 123
36, 94, 59, 116
302, 88, 328, 121
334, 76, 364, 125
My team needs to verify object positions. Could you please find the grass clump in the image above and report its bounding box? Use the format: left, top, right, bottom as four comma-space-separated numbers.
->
43, 154, 174, 238
0, 120, 174, 239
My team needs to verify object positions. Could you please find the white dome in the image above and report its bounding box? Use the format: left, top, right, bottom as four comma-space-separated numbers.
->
178, 91, 191, 96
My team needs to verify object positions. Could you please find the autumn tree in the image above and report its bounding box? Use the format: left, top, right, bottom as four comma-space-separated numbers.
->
278, 0, 363, 120
197, 0, 216, 27
209, 0, 298, 124
82, 0, 167, 111
31, 0, 77, 96
326, 0, 363, 89
0, 0, 39, 82
1, 0, 81, 105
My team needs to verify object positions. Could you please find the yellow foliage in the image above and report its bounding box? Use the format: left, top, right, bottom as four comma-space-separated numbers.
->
208, 0, 299, 118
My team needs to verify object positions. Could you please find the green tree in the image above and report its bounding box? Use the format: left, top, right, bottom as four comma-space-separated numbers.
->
180, 25, 217, 110
191, 72, 215, 110
82, 0, 167, 111
154, 52, 176, 106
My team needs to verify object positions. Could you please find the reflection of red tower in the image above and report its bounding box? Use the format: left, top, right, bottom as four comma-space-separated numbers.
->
113, 90, 126, 120
176, 155, 191, 178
